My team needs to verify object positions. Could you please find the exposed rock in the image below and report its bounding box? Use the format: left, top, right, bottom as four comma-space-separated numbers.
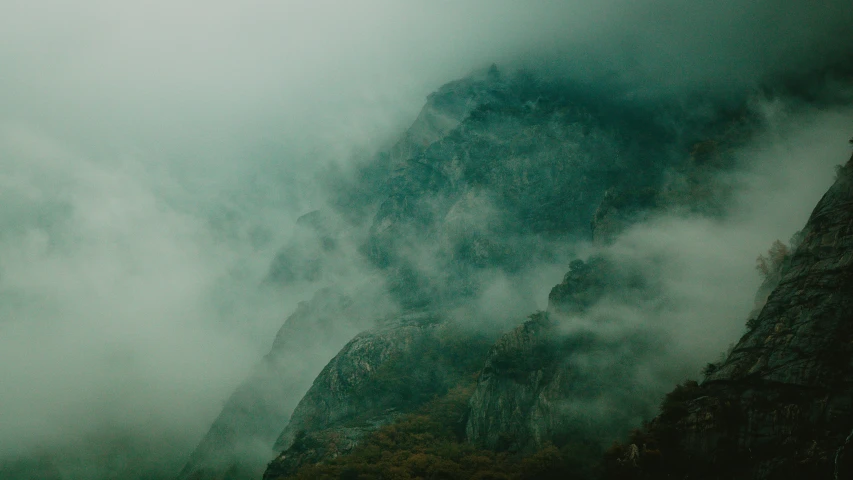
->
365, 80, 628, 307
466, 257, 661, 452
615, 154, 853, 479
183, 68, 546, 480
359, 68, 736, 309
178, 288, 383, 480
324, 65, 508, 227
388, 64, 507, 167
183, 67, 766, 479
263, 314, 495, 479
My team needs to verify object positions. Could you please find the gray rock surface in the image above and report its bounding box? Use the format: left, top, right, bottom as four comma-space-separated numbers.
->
182, 66, 759, 479
263, 314, 494, 479
465, 257, 661, 453
177, 289, 379, 480
617, 153, 853, 479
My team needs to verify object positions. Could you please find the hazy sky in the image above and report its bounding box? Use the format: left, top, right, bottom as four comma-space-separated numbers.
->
1, 1, 852, 478
3, 0, 851, 158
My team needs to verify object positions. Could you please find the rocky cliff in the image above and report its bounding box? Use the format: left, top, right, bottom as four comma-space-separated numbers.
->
363, 69, 662, 308
465, 256, 663, 453
263, 314, 495, 479
178, 289, 382, 480
607, 153, 853, 479
183, 65, 764, 480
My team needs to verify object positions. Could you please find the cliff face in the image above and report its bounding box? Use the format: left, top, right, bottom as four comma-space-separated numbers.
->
612, 154, 853, 479
263, 315, 494, 479
183, 70, 511, 480
184, 66, 759, 479
352, 66, 752, 310
465, 257, 662, 452
365, 71, 645, 308
178, 289, 379, 480
463, 130, 753, 455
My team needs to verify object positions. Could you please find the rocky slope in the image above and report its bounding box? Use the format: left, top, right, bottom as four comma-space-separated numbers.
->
465, 256, 663, 453
182, 66, 758, 479
179, 68, 507, 480
263, 314, 495, 479
178, 289, 383, 480
363, 70, 659, 308
463, 146, 754, 451
608, 153, 853, 479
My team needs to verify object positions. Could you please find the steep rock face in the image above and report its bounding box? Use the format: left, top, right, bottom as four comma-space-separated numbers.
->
388, 64, 506, 167
184, 67, 759, 479
466, 257, 661, 452
365, 73, 634, 307
355, 66, 760, 309
616, 154, 853, 479
263, 315, 494, 479
178, 289, 381, 480
590, 133, 748, 245
270, 69, 505, 286
182, 68, 557, 480
324, 66, 507, 227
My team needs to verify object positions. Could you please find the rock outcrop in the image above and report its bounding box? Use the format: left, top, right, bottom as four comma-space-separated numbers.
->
178, 289, 382, 480
611, 153, 853, 479
465, 256, 665, 453
263, 314, 495, 479
365, 72, 636, 307
183, 66, 763, 479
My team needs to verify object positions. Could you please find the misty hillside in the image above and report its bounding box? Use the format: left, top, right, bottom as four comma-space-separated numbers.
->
191, 66, 853, 480
2, 1, 853, 480
180, 64, 750, 479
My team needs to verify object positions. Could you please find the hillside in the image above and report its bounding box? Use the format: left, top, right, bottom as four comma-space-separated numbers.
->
181, 65, 769, 479
605, 152, 853, 479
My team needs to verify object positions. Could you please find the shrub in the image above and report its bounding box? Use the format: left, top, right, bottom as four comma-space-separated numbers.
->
756, 240, 789, 278
286, 383, 604, 480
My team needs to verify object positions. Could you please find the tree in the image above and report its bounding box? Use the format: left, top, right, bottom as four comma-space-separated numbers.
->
756, 240, 789, 278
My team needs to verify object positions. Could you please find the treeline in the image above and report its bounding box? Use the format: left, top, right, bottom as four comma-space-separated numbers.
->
277, 385, 603, 480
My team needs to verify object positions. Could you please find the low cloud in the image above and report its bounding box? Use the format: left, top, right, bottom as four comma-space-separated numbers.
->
566, 100, 853, 380
1, 0, 851, 477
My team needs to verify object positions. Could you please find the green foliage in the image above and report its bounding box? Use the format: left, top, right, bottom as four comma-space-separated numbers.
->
658, 380, 702, 423
701, 362, 718, 377
278, 384, 603, 480
746, 315, 760, 332
755, 240, 790, 278
347, 323, 495, 416
488, 315, 558, 383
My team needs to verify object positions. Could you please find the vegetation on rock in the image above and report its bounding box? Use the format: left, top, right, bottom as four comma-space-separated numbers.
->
276, 385, 603, 480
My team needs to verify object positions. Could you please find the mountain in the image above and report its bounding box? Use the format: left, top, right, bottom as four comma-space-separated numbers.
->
605, 152, 853, 479
177, 289, 383, 480
263, 314, 495, 479
258, 146, 853, 480
181, 64, 849, 480
465, 255, 662, 453
180, 65, 708, 479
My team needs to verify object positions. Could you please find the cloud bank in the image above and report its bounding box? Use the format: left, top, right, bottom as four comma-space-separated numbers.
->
0, 0, 851, 478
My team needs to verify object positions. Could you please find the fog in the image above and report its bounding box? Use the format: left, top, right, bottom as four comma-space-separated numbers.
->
535, 102, 853, 442
601, 102, 853, 368
1, 0, 852, 478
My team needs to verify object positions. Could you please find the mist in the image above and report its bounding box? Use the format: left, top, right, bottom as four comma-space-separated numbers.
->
1, 0, 852, 478
603, 101, 853, 368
